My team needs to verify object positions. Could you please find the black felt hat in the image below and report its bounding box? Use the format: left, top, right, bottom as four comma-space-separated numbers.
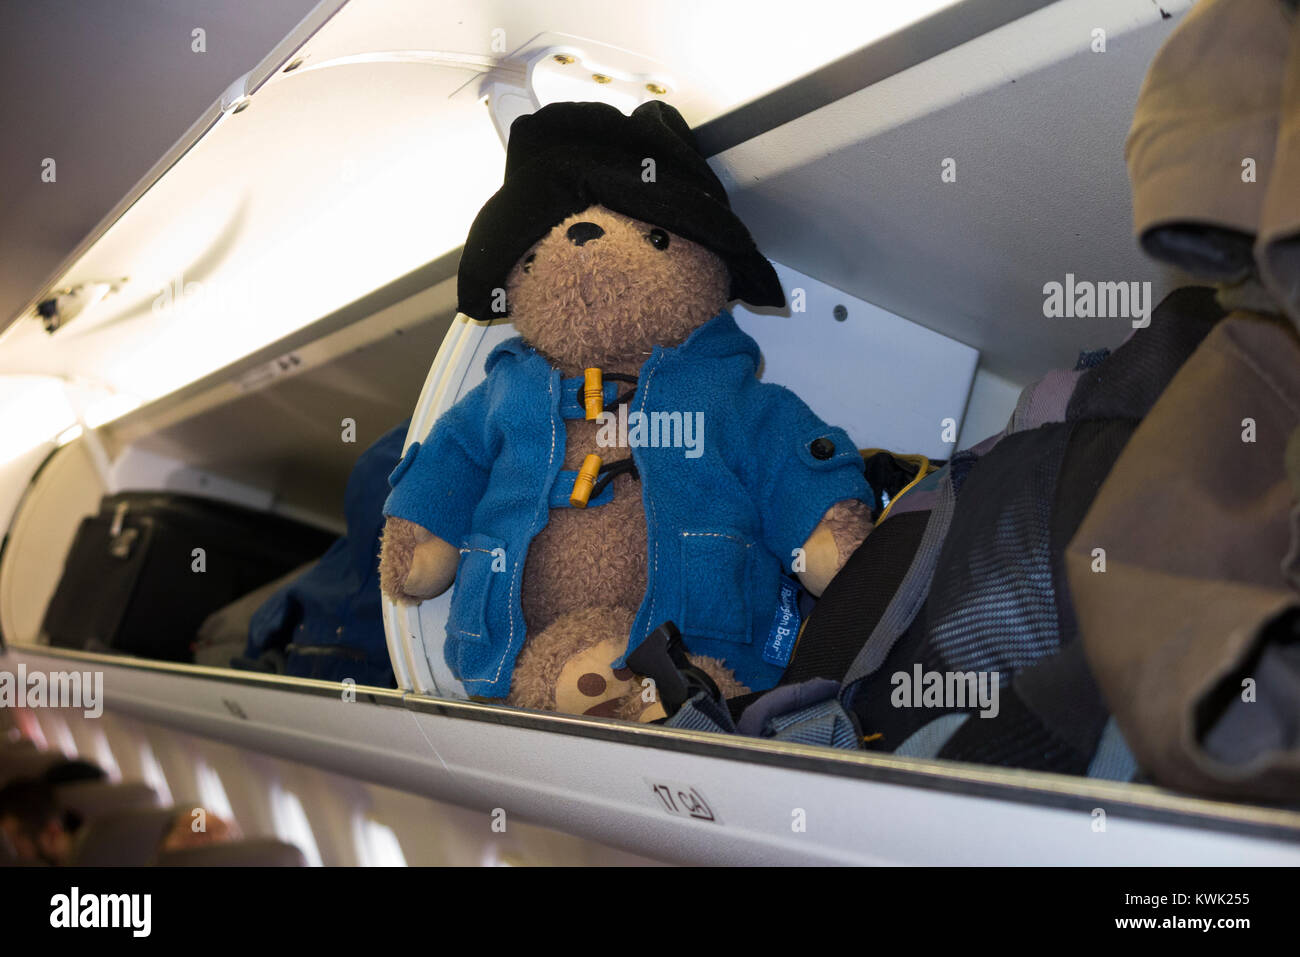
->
457, 100, 785, 319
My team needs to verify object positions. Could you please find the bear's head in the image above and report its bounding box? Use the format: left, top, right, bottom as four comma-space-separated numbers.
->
455, 101, 785, 365
504, 204, 729, 376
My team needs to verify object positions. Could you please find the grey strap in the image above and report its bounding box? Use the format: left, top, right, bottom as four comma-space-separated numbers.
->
842, 470, 956, 686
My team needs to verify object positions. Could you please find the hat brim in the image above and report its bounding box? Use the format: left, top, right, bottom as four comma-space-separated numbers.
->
457, 125, 784, 320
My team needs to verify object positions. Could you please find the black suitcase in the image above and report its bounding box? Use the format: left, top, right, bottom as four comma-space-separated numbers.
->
41, 492, 336, 663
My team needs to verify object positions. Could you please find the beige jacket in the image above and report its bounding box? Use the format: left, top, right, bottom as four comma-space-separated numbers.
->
1068, 0, 1300, 799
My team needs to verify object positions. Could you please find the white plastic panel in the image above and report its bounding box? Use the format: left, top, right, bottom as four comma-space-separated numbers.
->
732, 262, 977, 460
0, 442, 105, 645
407, 704, 1300, 866
386, 315, 518, 697
957, 367, 1025, 449
7, 647, 1299, 866
715, 0, 1196, 384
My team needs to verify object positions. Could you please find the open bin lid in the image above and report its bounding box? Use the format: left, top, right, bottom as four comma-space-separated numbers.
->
0, 0, 967, 418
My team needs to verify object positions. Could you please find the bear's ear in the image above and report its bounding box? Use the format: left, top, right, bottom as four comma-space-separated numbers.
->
509, 237, 548, 280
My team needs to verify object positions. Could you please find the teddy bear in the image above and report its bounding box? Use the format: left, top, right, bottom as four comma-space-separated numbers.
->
378, 100, 872, 717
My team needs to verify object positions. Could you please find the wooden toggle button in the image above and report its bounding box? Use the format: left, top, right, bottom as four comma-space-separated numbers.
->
570, 453, 603, 508
583, 367, 604, 420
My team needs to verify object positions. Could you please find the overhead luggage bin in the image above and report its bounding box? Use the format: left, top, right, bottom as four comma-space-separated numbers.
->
5, 0, 1300, 866
5, 644, 1300, 866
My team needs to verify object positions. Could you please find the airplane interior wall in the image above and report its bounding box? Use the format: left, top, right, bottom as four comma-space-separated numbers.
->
1, 0, 1299, 906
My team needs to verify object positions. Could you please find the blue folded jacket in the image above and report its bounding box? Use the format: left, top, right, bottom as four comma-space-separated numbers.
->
245, 421, 408, 688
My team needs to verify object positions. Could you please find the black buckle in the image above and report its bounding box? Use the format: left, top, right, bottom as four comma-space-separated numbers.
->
625, 621, 721, 718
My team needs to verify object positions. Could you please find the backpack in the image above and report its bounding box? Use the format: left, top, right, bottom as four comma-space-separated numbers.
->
657, 287, 1227, 782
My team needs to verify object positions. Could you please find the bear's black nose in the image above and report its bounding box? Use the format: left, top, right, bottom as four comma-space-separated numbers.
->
566, 222, 605, 246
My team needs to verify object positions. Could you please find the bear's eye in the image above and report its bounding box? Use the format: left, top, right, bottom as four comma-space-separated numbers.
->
521, 252, 536, 274
645, 229, 670, 251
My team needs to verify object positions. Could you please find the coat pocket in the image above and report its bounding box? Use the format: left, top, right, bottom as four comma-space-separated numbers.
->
678, 530, 754, 644
446, 532, 509, 674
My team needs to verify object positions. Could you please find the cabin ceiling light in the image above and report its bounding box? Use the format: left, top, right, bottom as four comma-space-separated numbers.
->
80, 391, 142, 429
0, 377, 75, 465
0, 374, 142, 465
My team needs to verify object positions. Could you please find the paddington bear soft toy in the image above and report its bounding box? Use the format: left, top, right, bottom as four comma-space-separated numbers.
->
378, 100, 873, 718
